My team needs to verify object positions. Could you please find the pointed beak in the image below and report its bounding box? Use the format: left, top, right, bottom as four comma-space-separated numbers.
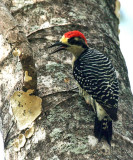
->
48, 41, 68, 54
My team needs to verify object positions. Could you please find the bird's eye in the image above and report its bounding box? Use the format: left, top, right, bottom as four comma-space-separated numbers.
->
68, 37, 87, 48
68, 37, 76, 45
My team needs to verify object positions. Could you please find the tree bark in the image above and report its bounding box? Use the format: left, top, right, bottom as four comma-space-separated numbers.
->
0, 0, 133, 159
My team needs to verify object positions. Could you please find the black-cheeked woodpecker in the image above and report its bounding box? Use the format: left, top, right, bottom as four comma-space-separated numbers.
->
48, 30, 119, 145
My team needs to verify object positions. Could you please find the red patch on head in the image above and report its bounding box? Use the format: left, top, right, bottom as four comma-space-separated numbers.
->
64, 30, 87, 44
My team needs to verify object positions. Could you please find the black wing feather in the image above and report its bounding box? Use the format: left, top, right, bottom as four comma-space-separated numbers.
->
73, 49, 119, 120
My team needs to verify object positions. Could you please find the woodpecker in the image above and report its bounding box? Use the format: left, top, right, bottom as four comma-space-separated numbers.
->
48, 30, 119, 145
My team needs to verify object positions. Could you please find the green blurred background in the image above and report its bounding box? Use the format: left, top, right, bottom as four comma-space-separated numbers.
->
119, 0, 133, 93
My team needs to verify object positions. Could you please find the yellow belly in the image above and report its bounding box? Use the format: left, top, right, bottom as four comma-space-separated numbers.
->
78, 86, 110, 121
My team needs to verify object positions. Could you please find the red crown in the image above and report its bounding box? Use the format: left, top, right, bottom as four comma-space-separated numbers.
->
64, 31, 87, 44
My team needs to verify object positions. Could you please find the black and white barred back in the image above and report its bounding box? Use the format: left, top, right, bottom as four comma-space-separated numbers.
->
73, 48, 119, 121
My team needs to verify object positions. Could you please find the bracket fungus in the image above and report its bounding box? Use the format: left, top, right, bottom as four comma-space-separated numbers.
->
24, 71, 32, 82
10, 90, 42, 130
25, 125, 35, 138
14, 134, 26, 152
12, 48, 22, 57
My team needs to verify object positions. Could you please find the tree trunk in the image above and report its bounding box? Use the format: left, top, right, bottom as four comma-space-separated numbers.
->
1, 0, 133, 159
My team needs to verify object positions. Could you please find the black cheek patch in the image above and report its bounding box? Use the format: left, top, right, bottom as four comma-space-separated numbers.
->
68, 37, 87, 48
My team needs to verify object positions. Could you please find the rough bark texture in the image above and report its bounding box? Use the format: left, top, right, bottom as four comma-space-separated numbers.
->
0, 2, 37, 93
0, 0, 133, 159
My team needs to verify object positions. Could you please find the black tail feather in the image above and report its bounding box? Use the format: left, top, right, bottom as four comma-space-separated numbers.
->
94, 116, 112, 145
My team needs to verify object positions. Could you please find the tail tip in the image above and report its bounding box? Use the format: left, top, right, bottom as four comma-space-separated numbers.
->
94, 116, 112, 145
